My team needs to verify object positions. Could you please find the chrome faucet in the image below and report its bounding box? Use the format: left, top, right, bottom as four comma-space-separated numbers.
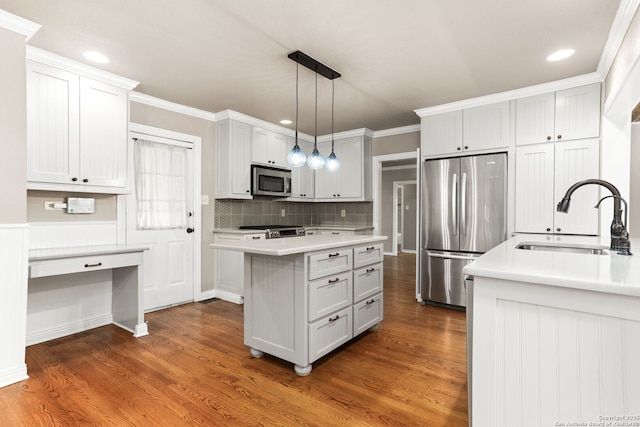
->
556, 179, 632, 256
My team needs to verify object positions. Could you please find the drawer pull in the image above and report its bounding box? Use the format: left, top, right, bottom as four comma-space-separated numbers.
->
366, 268, 375, 273
84, 262, 102, 268
366, 299, 376, 306
332, 232, 340, 235
366, 246, 375, 251
252, 236, 261, 240
328, 252, 340, 258
328, 278, 340, 284
328, 314, 340, 322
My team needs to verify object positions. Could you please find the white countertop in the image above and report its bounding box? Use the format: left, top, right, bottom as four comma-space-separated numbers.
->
210, 234, 387, 256
212, 225, 374, 235
29, 244, 149, 261
464, 233, 640, 297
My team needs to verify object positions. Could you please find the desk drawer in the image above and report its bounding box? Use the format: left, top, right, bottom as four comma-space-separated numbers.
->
29, 252, 143, 278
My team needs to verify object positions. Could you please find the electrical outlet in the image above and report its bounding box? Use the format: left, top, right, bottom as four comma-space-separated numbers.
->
201, 195, 209, 205
281, 208, 286, 217
341, 209, 346, 217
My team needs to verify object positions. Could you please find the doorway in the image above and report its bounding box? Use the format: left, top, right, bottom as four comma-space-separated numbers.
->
393, 181, 417, 255
127, 124, 201, 312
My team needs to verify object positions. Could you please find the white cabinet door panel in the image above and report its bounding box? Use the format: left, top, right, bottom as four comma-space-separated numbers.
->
515, 144, 555, 233
421, 110, 463, 156
462, 101, 510, 151
515, 92, 555, 145
554, 83, 600, 142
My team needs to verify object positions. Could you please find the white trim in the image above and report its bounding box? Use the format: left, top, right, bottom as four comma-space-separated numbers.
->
130, 92, 216, 122
213, 109, 310, 139
598, 0, 640, 78
382, 165, 416, 172
26, 46, 139, 90
414, 73, 601, 117
0, 9, 40, 41
213, 289, 244, 305
373, 124, 420, 138
127, 124, 203, 305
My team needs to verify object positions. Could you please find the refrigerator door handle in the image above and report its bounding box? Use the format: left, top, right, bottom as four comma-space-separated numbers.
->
428, 251, 479, 261
452, 173, 458, 234
461, 172, 467, 235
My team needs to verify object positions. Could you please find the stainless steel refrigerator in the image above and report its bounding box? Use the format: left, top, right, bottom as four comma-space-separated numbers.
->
420, 153, 507, 308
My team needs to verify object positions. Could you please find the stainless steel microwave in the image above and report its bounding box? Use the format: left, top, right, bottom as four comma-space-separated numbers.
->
251, 165, 292, 197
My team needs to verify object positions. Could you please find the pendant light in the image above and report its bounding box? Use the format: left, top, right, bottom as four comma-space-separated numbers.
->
287, 62, 306, 167
324, 79, 341, 171
307, 72, 325, 169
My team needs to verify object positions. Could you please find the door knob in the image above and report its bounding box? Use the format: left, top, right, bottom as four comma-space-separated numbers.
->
186, 228, 195, 233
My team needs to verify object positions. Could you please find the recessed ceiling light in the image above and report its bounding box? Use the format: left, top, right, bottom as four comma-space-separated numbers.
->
280, 119, 292, 125
83, 51, 109, 64
547, 49, 575, 62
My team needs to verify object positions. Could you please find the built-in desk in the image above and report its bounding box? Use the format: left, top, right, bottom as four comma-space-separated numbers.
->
28, 245, 149, 341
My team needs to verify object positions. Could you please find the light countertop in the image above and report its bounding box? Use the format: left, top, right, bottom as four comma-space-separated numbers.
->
212, 225, 374, 235
210, 234, 386, 256
29, 244, 148, 261
464, 233, 640, 297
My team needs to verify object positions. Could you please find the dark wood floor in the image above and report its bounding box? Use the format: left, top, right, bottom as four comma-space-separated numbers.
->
0, 253, 468, 426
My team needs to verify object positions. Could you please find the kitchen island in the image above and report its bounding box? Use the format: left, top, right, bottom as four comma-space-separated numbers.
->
464, 233, 640, 427
210, 234, 386, 375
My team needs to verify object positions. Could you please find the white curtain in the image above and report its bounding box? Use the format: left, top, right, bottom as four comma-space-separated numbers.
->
134, 139, 188, 230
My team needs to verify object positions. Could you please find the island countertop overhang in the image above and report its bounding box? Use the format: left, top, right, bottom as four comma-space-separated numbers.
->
210, 235, 387, 256
464, 233, 640, 297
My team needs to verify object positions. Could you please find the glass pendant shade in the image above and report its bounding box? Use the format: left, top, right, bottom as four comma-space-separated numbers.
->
287, 143, 306, 167
325, 151, 341, 171
307, 148, 325, 169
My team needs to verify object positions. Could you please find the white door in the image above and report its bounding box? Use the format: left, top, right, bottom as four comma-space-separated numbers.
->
127, 133, 195, 311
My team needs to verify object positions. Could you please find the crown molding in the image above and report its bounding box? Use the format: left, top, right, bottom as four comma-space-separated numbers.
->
0, 9, 40, 41
598, 0, 640, 78
414, 72, 602, 117
373, 124, 420, 138
131, 92, 216, 121
26, 46, 139, 90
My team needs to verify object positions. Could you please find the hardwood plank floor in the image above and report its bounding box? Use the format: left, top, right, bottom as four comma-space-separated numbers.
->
0, 253, 468, 426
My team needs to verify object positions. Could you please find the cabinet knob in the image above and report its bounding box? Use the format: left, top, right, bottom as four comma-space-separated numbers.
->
246, 190, 250, 193
556, 227, 561, 232
71, 177, 78, 182
557, 134, 562, 140
464, 145, 469, 150
547, 136, 552, 141
83, 178, 89, 183
457, 147, 461, 151
546, 228, 551, 232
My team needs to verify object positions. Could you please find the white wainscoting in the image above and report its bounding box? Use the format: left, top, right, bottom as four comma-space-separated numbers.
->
29, 221, 117, 249
0, 224, 29, 388
472, 277, 640, 427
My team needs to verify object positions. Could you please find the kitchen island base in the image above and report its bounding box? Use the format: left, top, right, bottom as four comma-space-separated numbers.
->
224, 237, 385, 375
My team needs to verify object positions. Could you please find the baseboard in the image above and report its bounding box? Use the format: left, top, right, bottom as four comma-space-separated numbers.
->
195, 289, 217, 302
0, 364, 28, 389
213, 289, 244, 305
26, 314, 113, 346
401, 249, 417, 254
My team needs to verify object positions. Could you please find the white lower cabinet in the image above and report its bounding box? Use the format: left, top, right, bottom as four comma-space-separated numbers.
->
213, 232, 265, 303
244, 243, 383, 376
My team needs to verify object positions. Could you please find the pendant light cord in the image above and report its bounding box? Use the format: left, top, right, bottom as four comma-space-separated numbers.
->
314, 72, 318, 148
295, 63, 299, 143
331, 79, 335, 152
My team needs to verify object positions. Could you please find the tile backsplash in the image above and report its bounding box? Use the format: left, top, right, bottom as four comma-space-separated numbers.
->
214, 199, 372, 229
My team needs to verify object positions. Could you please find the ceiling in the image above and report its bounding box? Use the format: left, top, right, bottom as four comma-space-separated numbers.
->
0, 0, 623, 135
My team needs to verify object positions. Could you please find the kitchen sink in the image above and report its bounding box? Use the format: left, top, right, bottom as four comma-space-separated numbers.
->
515, 242, 609, 255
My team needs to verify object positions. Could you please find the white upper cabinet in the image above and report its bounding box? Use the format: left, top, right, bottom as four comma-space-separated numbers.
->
314, 135, 372, 201
421, 101, 509, 157
462, 101, 510, 151
289, 138, 314, 200
26, 55, 134, 193
516, 83, 600, 145
421, 110, 463, 156
215, 118, 252, 198
251, 127, 289, 168
515, 138, 600, 235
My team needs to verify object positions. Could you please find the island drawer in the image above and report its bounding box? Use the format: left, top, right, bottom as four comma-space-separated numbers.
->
353, 293, 383, 337
353, 263, 383, 303
308, 249, 353, 280
353, 244, 384, 268
309, 306, 353, 363
308, 271, 353, 322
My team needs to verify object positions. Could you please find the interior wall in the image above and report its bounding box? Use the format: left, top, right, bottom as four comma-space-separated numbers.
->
403, 183, 417, 251
129, 101, 216, 292
372, 131, 419, 156
381, 167, 417, 253
0, 27, 27, 224
27, 191, 117, 222
630, 123, 640, 231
